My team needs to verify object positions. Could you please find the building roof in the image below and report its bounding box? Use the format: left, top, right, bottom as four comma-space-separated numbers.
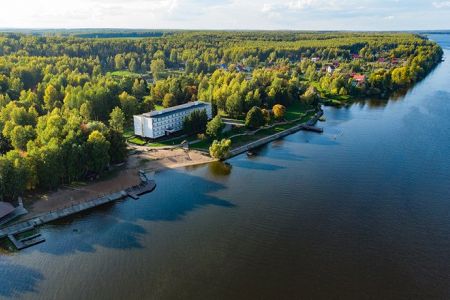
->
353, 74, 366, 82
0, 202, 15, 219
138, 101, 210, 119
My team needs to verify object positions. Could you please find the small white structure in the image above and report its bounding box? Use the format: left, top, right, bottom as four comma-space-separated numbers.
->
134, 101, 213, 139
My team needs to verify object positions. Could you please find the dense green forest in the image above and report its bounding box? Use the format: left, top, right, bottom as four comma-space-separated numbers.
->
0, 31, 443, 201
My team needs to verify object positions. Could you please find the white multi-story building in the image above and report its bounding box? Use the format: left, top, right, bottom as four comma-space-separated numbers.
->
134, 101, 213, 139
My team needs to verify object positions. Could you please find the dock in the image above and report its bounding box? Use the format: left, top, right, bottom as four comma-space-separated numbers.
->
0, 172, 156, 250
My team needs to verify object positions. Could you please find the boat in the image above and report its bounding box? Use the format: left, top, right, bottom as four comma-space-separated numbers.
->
247, 151, 256, 157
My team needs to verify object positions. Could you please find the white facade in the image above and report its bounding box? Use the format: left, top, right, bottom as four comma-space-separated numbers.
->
134, 101, 213, 139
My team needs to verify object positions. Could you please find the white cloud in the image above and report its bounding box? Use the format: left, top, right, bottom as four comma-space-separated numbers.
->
0, 0, 447, 30
432, 1, 450, 8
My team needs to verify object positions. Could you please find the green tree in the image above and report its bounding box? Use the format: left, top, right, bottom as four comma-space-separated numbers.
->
109, 107, 126, 133
183, 109, 208, 135
10, 125, 35, 151
162, 93, 177, 108
245, 106, 265, 129
43, 84, 60, 111
151, 59, 166, 81
87, 131, 110, 174
119, 92, 139, 121
209, 139, 231, 160
206, 115, 224, 139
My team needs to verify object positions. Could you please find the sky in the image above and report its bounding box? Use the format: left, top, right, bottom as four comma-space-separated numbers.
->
0, 0, 449, 30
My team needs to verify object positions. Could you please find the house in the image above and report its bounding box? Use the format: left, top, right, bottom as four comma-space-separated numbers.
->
311, 57, 320, 63
352, 74, 366, 86
326, 65, 336, 74
134, 101, 213, 139
352, 54, 362, 60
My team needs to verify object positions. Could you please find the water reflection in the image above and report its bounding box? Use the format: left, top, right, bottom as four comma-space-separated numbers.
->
0, 259, 44, 298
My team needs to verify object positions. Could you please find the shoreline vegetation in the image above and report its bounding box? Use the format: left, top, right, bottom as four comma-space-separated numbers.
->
0, 30, 443, 216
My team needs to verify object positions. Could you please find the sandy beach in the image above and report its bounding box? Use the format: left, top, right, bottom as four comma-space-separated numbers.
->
24, 148, 214, 217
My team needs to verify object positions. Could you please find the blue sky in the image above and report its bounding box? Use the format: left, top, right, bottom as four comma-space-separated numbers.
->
1, 0, 449, 30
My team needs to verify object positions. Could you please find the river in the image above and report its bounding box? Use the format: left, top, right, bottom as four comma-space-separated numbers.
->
1, 35, 450, 300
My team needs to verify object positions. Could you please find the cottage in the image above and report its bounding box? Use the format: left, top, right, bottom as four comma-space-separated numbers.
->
134, 101, 213, 139
326, 65, 336, 73
352, 74, 366, 86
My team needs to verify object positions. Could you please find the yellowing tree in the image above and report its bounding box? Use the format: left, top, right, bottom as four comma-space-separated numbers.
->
272, 104, 286, 120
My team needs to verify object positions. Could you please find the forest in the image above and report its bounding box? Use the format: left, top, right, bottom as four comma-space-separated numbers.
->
0, 31, 443, 201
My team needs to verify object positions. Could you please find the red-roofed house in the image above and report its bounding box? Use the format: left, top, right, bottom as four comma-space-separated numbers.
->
352, 74, 366, 86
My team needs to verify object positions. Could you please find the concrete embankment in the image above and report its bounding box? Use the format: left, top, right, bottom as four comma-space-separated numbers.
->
229, 108, 324, 158
0, 172, 156, 246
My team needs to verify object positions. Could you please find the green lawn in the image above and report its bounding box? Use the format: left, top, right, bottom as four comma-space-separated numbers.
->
128, 136, 147, 145
109, 70, 142, 78
285, 101, 313, 121
191, 110, 316, 151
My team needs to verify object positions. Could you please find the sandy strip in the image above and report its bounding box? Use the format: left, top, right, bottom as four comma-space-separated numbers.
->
24, 149, 214, 217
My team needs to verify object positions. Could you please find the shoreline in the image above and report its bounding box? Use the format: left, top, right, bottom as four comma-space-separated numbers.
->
21, 148, 215, 219
15, 108, 321, 225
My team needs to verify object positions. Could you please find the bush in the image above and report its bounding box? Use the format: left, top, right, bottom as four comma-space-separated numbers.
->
209, 139, 232, 160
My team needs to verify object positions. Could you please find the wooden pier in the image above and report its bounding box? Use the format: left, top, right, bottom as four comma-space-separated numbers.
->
0, 172, 156, 251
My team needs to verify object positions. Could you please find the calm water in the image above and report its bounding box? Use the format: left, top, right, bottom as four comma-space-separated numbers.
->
1, 35, 450, 300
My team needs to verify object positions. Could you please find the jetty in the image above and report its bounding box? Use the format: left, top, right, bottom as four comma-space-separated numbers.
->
229, 108, 324, 157
0, 171, 156, 251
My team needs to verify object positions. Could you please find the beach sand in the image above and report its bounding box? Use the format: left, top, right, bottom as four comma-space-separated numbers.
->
24, 148, 214, 217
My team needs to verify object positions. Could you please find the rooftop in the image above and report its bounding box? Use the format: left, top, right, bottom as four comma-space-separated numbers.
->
138, 101, 210, 119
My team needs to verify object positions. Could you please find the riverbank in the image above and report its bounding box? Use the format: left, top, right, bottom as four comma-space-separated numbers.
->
23, 149, 214, 218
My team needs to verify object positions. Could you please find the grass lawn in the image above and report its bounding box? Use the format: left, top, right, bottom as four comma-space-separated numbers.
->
285, 101, 313, 121
128, 136, 147, 146
191, 110, 316, 151
110, 70, 142, 78
123, 127, 135, 138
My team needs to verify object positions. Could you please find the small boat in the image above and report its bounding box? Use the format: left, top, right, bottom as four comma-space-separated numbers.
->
247, 151, 256, 157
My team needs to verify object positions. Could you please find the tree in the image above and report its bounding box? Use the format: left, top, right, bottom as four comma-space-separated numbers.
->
245, 106, 265, 129
109, 107, 125, 133
209, 139, 231, 160
206, 115, 224, 139
114, 54, 126, 70
43, 84, 60, 111
108, 130, 127, 164
226, 93, 243, 118
132, 79, 147, 100
10, 125, 35, 151
128, 58, 137, 73
151, 59, 165, 81
183, 109, 208, 135
87, 131, 110, 174
272, 104, 286, 119
80, 102, 92, 121
162, 93, 177, 108
301, 85, 320, 104
119, 92, 139, 121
